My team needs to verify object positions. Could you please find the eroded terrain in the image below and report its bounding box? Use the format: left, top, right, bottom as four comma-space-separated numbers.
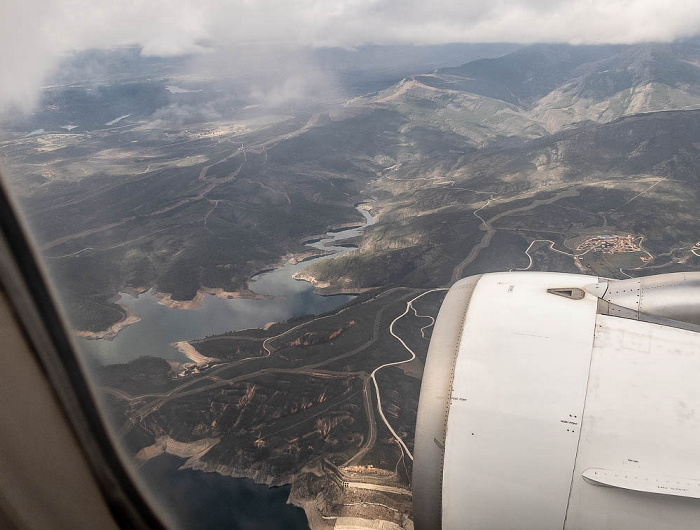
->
3, 41, 700, 528
100, 288, 445, 526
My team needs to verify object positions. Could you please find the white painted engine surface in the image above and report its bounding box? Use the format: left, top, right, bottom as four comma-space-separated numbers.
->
564, 314, 700, 528
442, 272, 598, 529
413, 271, 700, 530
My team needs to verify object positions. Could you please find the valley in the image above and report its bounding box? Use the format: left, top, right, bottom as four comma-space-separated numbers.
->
2, 40, 700, 528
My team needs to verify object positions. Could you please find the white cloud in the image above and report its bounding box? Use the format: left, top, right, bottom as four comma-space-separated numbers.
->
1, 0, 699, 111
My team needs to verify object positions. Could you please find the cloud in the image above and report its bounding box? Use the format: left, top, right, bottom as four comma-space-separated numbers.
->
1, 0, 699, 111
186, 44, 341, 109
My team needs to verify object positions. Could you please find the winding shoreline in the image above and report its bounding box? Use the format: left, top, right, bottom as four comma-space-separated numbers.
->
76, 286, 270, 339
79, 204, 375, 343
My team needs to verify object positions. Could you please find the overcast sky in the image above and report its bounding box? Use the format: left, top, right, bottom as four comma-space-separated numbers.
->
2, 0, 700, 111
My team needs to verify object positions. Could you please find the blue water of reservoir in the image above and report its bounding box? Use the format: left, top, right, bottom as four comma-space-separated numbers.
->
80, 206, 374, 365
76, 206, 376, 530
140, 454, 309, 530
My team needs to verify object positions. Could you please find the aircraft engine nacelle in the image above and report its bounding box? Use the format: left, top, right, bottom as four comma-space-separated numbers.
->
413, 272, 700, 530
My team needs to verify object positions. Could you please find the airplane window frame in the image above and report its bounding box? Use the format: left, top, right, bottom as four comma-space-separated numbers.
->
0, 171, 170, 530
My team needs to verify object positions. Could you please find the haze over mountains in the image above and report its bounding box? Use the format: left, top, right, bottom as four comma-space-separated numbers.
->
2, 40, 700, 333
357, 42, 700, 145
301, 41, 700, 290
2, 39, 700, 529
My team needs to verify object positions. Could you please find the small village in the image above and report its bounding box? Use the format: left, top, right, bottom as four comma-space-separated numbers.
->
576, 234, 649, 260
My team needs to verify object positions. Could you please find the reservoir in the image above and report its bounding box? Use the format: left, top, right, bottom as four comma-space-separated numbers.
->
79, 205, 374, 365
79, 205, 375, 530
140, 454, 309, 529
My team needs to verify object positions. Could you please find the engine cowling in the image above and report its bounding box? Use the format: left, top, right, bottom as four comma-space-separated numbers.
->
413, 272, 700, 530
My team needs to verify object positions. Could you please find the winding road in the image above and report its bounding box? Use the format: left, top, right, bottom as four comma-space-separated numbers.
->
515, 239, 573, 271
113, 287, 406, 436
370, 288, 447, 461
112, 284, 444, 476
41, 113, 322, 253
450, 188, 579, 283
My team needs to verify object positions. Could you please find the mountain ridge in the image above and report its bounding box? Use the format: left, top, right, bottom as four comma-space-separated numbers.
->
351, 41, 700, 143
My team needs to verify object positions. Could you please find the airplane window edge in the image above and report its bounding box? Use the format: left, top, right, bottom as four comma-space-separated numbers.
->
0, 171, 173, 530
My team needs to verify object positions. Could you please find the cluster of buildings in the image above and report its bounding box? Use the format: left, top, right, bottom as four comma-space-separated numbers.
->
576, 234, 642, 254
